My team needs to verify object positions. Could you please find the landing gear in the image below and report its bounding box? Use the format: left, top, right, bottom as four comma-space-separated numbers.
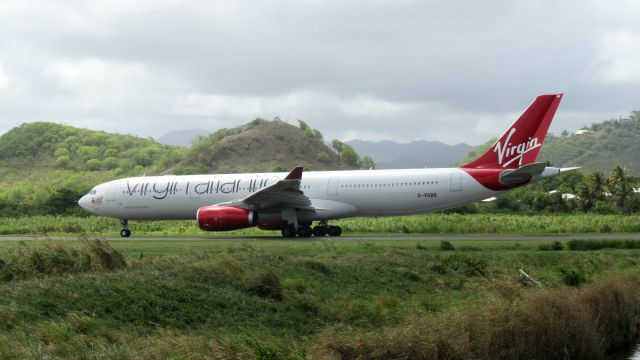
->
281, 225, 296, 238
297, 224, 312, 237
119, 219, 131, 238
311, 222, 342, 237
326, 226, 342, 237
312, 225, 327, 237
277, 215, 342, 238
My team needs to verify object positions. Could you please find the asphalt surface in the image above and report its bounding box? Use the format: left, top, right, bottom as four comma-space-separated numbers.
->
2, 233, 640, 241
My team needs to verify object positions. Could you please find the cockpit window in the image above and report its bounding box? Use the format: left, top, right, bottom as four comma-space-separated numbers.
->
88, 189, 97, 195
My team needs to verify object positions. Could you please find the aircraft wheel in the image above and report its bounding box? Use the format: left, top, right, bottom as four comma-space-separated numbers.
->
313, 226, 327, 237
120, 229, 131, 238
281, 226, 296, 238
297, 225, 312, 238
327, 226, 342, 237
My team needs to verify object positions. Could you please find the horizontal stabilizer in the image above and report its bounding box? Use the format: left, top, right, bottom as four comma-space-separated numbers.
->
499, 162, 547, 185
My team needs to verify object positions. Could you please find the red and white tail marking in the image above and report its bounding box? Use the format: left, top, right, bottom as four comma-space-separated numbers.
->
462, 94, 563, 170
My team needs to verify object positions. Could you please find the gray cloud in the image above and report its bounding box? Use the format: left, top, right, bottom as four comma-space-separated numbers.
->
0, 0, 638, 145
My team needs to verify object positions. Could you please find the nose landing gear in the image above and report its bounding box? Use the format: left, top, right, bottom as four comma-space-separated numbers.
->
119, 219, 131, 238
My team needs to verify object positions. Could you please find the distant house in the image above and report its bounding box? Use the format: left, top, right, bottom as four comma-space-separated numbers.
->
549, 190, 577, 200
575, 129, 592, 135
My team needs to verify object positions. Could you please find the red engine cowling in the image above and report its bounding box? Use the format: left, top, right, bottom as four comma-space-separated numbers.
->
197, 206, 257, 231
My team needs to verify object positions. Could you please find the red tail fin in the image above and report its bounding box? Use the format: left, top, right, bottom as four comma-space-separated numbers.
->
461, 94, 563, 169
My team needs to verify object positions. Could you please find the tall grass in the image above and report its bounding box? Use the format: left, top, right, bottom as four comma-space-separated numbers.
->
0, 238, 126, 281
568, 239, 640, 250
0, 239, 639, 358
2, 214, 640, 235
315, 274, 640, 360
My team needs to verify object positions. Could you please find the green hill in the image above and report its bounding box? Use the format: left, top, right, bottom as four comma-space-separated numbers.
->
0, 122, 184, 175
0, 120, 361, 217
457, 111, 640, 175
0, 122, 184, 217
173, 119, 355, 174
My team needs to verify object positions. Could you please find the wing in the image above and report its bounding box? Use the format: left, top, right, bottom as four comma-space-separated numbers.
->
215, 166, 314, 211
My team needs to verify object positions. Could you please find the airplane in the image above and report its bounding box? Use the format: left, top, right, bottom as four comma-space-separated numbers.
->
79, 94, 572, 238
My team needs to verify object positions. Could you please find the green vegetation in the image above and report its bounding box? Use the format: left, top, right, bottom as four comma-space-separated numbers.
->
177, 119, 351, 174
460, 111, 640, 175
540, 111, 640, 175
0, 122, 185, 218
470, 166, 640, 215
0, 122, 183, 173
0, 238, 638, 359
331, 139, 376, 169
0, 238, 125, 282
297, 119, 323, 140
567, 239, 640, 250
2, 213, 640, 236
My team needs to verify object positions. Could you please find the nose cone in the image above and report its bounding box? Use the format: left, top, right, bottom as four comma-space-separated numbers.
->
78, 195, 90, 211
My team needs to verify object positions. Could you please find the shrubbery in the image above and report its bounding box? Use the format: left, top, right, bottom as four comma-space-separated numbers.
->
0, 238, 126, 282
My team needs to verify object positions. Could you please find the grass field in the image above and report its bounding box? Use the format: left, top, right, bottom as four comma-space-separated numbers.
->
2, 213, 640, 236
0, 237, 639, 359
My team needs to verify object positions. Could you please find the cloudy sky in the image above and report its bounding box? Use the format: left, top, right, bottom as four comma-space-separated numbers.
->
0, 0, 639, 145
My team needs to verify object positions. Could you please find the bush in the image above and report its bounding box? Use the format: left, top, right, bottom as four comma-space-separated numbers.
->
316, 274, 640, 360
539, 241, 564, 251
440, 240, 455, 251
246, 270, 283, 301
567, 239, 640, 251
55, 155, 71, 169
557, 267, 587, 287
0, 239, 126, 282
315, 151, 330, 163
86, 159, 102, 171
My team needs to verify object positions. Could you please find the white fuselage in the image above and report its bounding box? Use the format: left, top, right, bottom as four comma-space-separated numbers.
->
78, 168, 498, 221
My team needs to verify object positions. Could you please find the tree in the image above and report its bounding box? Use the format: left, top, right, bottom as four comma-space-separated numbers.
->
297, 120, 309, 130
86, 159, 102, 171
45, 188, 84, 215
576, 183, 592, 212
316, 151, 330, 163
134, 150, 152, 167
588, 172, 605, 202
304, 127, 315, 138
55, 155, 71, 169
313, 129, 323, 140
331, 139, 345, 153
359, 155, 376, 169
54, 147, 70, 158
340, 144, 360, 166
607, 166, 633, 210
77, 145, 100, 162
102, 157, 119, 170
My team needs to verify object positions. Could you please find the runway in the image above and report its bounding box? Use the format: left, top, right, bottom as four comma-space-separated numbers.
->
2, 233, 640, 241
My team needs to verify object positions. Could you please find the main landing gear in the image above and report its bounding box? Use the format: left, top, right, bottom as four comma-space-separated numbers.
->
119, 219, 131, 238
281, 222, 342, 238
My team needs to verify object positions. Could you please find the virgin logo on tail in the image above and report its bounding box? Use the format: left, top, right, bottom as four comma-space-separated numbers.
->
494, 128, 541, 168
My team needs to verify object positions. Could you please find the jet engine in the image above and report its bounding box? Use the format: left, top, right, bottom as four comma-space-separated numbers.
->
197, 205, 257, 231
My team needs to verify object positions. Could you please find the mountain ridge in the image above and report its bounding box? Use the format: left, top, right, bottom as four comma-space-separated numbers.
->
347, 139, 473, 169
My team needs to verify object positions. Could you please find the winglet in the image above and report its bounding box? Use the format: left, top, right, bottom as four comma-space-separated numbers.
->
285, 166, 303, 180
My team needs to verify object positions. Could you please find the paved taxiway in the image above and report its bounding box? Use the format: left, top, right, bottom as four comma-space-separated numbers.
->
2, 233, 640, 241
